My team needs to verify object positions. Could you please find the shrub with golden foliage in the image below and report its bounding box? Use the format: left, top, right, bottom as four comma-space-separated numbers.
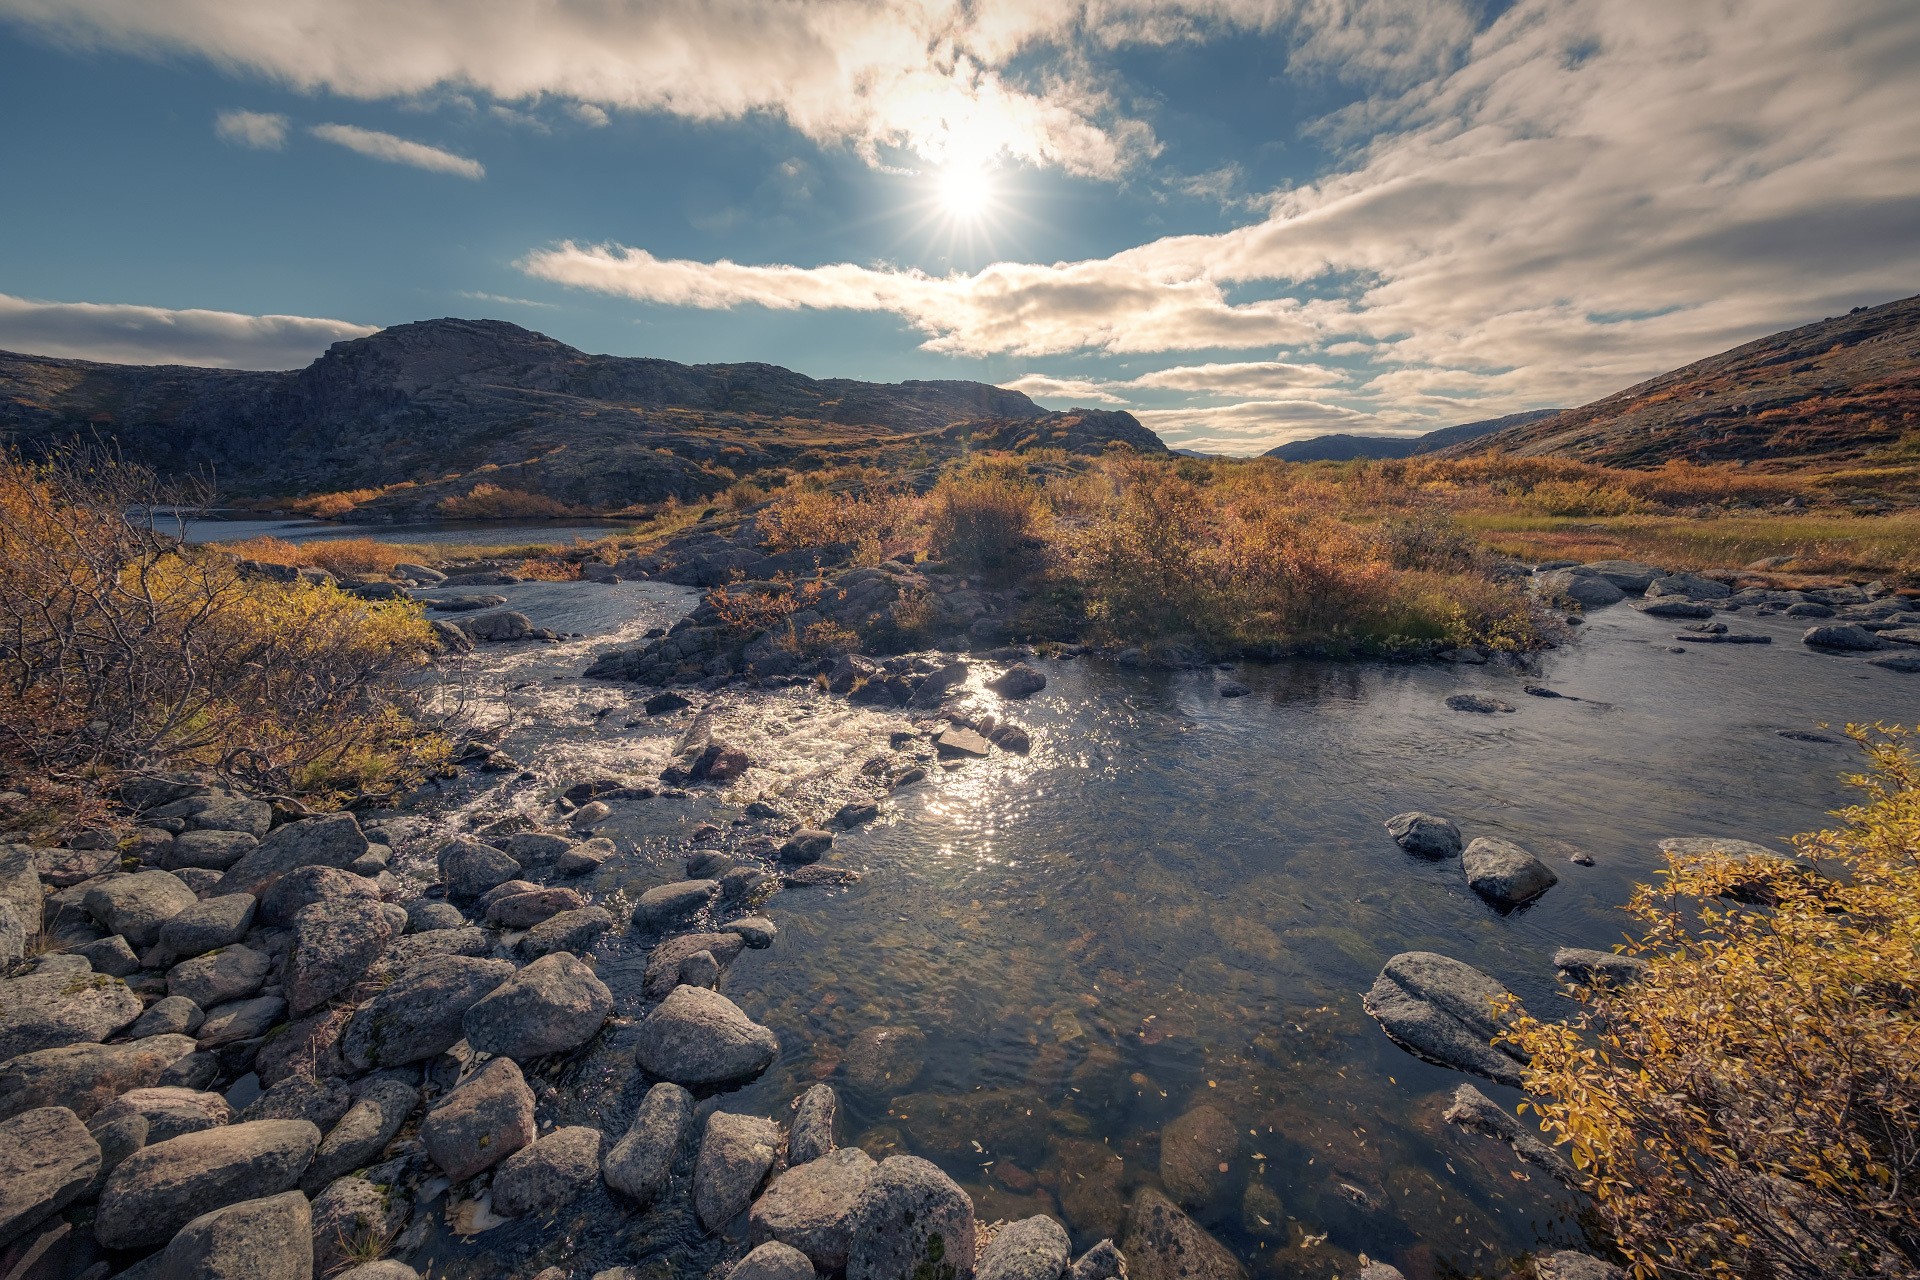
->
436, 482, 579, 520
757, 474, 919, 565
927, 460, 1047, 581
0, 448, 446, 803
1505, 726, 1920, 1280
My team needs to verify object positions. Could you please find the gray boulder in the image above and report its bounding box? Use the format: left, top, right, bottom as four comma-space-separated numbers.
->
437, 838, 521, 902
1363, 952, 1527, 1086
978, 1215, 1071, 1280
217, 813, 370, 897
166, 830, 260, 871
0, 966, 144, 1060
179, 794, 273, 837
420, 1057, 535, 1181
0, 1107, 100, 1248
302, 1077, 418, 1193
487, 887, 587, 929
1462, 836, 1558, 909
1803, 623, 1885, 651
158, 894, 257, 958
846, 1154, 976, 1280
0, 1034, 200, 1121
787, 1083, 838, 1165
1538, 569, 1623, 608
197, 994, 288, 1048
519, 906, 614, 959
555, 838, 616, 876
491, 1125, 603, 1217
1579, 560, 1662, 591
633, 879, 719, 929
988, 664, 1047, 698
259, 866, 379, 929
95, 1118, 321, 1248
288, 899, 397, 1015
641, 931, 747, 999
729, 1242, 816, 1280
405, 900, 465, 933
128, 995, 204, 1039
694, 1111, 784, 1232
1121, 1187, 1245, 1280
777, 830, 834, 865
73, 933, 139, 976
749, 1145, 876, 1270
726, 916, 779, 949
463, 952, 612, 1060
85, 871, 197, 948
341, 954, 515, 1069
168, 945, 271, 1009
337, 1263, 420, 1280
1645, 574, 1730, 600
92, 1087, 231, 1143
154, 1189, 311, 1280
311, 1174, 406, 1274
1553, 947, 1651, 986
634, 986, 778, 1086
1384, 812, 1462, 858
240, 1075, 352, 1130
602, 1081, 692, 1206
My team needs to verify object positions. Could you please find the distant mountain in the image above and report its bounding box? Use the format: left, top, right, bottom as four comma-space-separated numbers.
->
0, 318, 1162, 517
1452, 294, 1920, 466
1263, 409, 1562, 462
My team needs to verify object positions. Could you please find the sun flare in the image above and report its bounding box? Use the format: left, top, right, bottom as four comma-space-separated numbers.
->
936, 162, 994, 221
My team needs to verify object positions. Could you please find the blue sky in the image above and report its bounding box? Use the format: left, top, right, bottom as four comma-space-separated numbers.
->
1, 1, 1915, 453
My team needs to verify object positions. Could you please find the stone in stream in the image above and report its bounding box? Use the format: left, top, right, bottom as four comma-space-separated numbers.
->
846, 1154, 977, 1280
787, 1083, 838, 1165
491, 1125, 604, 1217
1802, 623, 1886, 651
153, 1189, 312, 1280
340, 954, 515, 1069
726, 916, 778, 949
474, 878, 541, 915
421, 1057, 536, 1181
1384, 812, 1462, 859
1445, 692, 1515, 713
678, 949, 720, 988
436, 838, 522, 901
570, 800, 613, 827
633, 879, 719, 929
84, 870, 198, 948
239, 1075, 353, 1130
750, 1146, 876, 1269
487, 887, 587, 928
603, 1081, 693, 1206
520, 905, 615, 959
0, 1107, 100, 1248
1122, 1187, 1246, 1280
935, 726, 992, 759
429, 593, 506, 612
129, 995, 205, 1039
831, 799, 880, 828
463, 952, 612, 1060
978, 1215, 1072, 1280
0, 1034, 201, 1120
1633, 599, 1714, 619
1442, 1083, 1575, 1184
1158, 1104, 1238, 1209
1069, 1241, 1127, 1280
842, 1024, 926, 1095
1645, 574, 1731, 600
987, 664, 1047, 698
166, 829, 259, 871
95, 1118, 322, 1248
556, 837, 616, 876
1553, 947, 1651, 986
634, 986, 778, 1086
1867, 651, 1920, 673
216, 812, 370, 897
1462, 836, 1558, 910
288, 898, 397, 1015
94, 1087, 232, 1142
1536, 569, 1624, 608
694, 1111, 784, 1232
778, 828, 835, 865
1362, 951, 1527, 1087
157, 893, 257, 957
642, 931, 747, 999
302, 1077, 419, 1193
0, 965, 144, 1061
730, 1242, 816, 1280
259, 865, 380, 928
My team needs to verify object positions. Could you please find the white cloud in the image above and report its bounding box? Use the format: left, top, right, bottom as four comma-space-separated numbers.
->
213, 108, 286, 149
0, 294, 376, 368
310, 123, 484, 179
1132, 397, 1369, 453
1127, 359, 1347, 394
999, 373, 1129, 404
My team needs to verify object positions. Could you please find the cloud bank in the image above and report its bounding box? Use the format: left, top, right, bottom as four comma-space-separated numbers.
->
309, 124, 485, 179
0, 294, 377, 368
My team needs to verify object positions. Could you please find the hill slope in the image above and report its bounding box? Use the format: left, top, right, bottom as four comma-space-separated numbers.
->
1264, 409, 1562, 462
1455, 294, 1920, 467
0, 318, 1163, 516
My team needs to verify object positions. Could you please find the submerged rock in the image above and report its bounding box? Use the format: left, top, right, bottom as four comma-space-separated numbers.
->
1442, 1083, 1574, 1184
1121, 1187, 1246, 1280
1159, 1104, 1238, 1209
1361, 951, 1527, 1086
1384, 812, 1462, 859
1445, 692, 1515, 714
1462, 836, 1558, 909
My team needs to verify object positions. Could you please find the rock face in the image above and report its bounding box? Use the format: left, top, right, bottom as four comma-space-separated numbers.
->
0, 1034, 200, 1120
463, 952, 612, 1060
603, 1081, 693, 1206
1384, 812, 1462, 858
1159, 1105, 1238, 1209
978, 1216, 1072, 1280
634, 986, 779, 1086
342, 955, 515, 1069
694, 1111, 784, 1232
154, 1190, 312, 1280
0, 966, 144, 1061
85, 871, 197, 948
846, 1155, 977, 1280
749, 1146, 877, 1270
95, 1118, 322, 1248
288, 899, 397, 1015
217, 813, 369, 897
731, 1242, 817, 1280
1363, 952, 1527, 1087
420, 1057, 536, 1181
0, 1107, 100, 1248
492, 1125, 604, 1217
1122, 1187, 1247, 1280
787, 1083, 838, 1165
1462, 836, 1559, 909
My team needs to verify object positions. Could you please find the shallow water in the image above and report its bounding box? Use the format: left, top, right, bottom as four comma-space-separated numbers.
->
393, 583, 1920, 1279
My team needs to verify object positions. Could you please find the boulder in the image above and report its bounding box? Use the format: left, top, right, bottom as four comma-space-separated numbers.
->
196, 995, 287, 1048
492, 1125, 603, 1217
92, 1087, 231, 1143
846, 1154, 976, 1280
1634, 598, 1715, 619
1069, 1240, 1127, 1280
153, 1189, 312, 1280
259, 866, 379, 929
641, 932, 747, 999
1444, 692, 1515, 713
633, 879, 719, 929
1384, 812, 1462, 858
73, 933, 139, 976
935, 726, 992, 759
85, 871, 197, 948
239, 1075, 352, 1130
18, 841, 113, 890
0, 967, 143, 1061
1802, 623, 1885, 651
420, 1057, 535, 1181
978, 1216, 1072, 1280
1362, 952, 1527, 1086
1537, 570, 1623, 608
987, 665, 1047, 698
1867, 651, 1920, 673
1552, 947, 1651, 986
555, 838, 616, 876
1441, 1083, 1575, 1183
842, 1025, 925, 1096
603, 1081, 693, 1206
463, 952, 612, 1060
0, 1034, 200, 1121
405, 900, 466, 933
787, 1083, 838, 1165
337, 1265, 419, 1280
487, 887, 587, 929
1462, 836, 1558, 909
311, 1175, 405, 1274
1121, 1187, 1246, 1280
520, 906, 615, 959
216, 813, 370, 897
729, 1242, 816, 1280
727, 916, 779, 950
695, 1111, 783, 1232
1579, 560, 1662, 591
1644, 574, 1731, 600
166, 830, 260, 871
288, 899, 397, 1015
302, 1077, 419, 1193
436, 839, 522, 902
1159, 1104, 1237, 1209
342, 954, 515, 1069
635, 986, 778, 1086
777, 829, 834, 865
749, 1146, 877, 1270
157, 894, 257, 957
168, 944, 272, 1008
95, 1119, 322, 1248
463, 610, 541, 642
177, 794, 274, 836
0, 900, 25, 966
128, 995, 204, 1039
0, 1107, 100, 1248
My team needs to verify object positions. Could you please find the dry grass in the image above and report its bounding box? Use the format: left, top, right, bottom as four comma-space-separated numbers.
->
1459, 512, 1920, 579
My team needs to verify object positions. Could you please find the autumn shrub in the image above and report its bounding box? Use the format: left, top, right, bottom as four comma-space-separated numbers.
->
758, 478, 919, 564
0, 448, 447, 803
927, 460, 1047, 580
1506, 726, 1920, 1280
436, 483, 579, 519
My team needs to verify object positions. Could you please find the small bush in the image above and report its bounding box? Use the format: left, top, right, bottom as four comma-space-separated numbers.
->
436, 483, 579, 520
927, 462, 1047, 580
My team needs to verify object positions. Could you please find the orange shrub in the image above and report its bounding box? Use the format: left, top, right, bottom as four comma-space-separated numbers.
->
436, 483, 580, 520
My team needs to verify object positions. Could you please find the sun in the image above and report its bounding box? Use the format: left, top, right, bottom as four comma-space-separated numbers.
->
936, 161, 995, 221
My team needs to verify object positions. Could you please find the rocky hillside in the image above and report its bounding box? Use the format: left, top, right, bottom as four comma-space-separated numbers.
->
0, 319, 1163, 517
1455, 294, 1920, 467
1265, 409, 1562, 462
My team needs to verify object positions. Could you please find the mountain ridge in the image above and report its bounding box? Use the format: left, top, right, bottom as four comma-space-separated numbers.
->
1263, 409, 1563, 462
